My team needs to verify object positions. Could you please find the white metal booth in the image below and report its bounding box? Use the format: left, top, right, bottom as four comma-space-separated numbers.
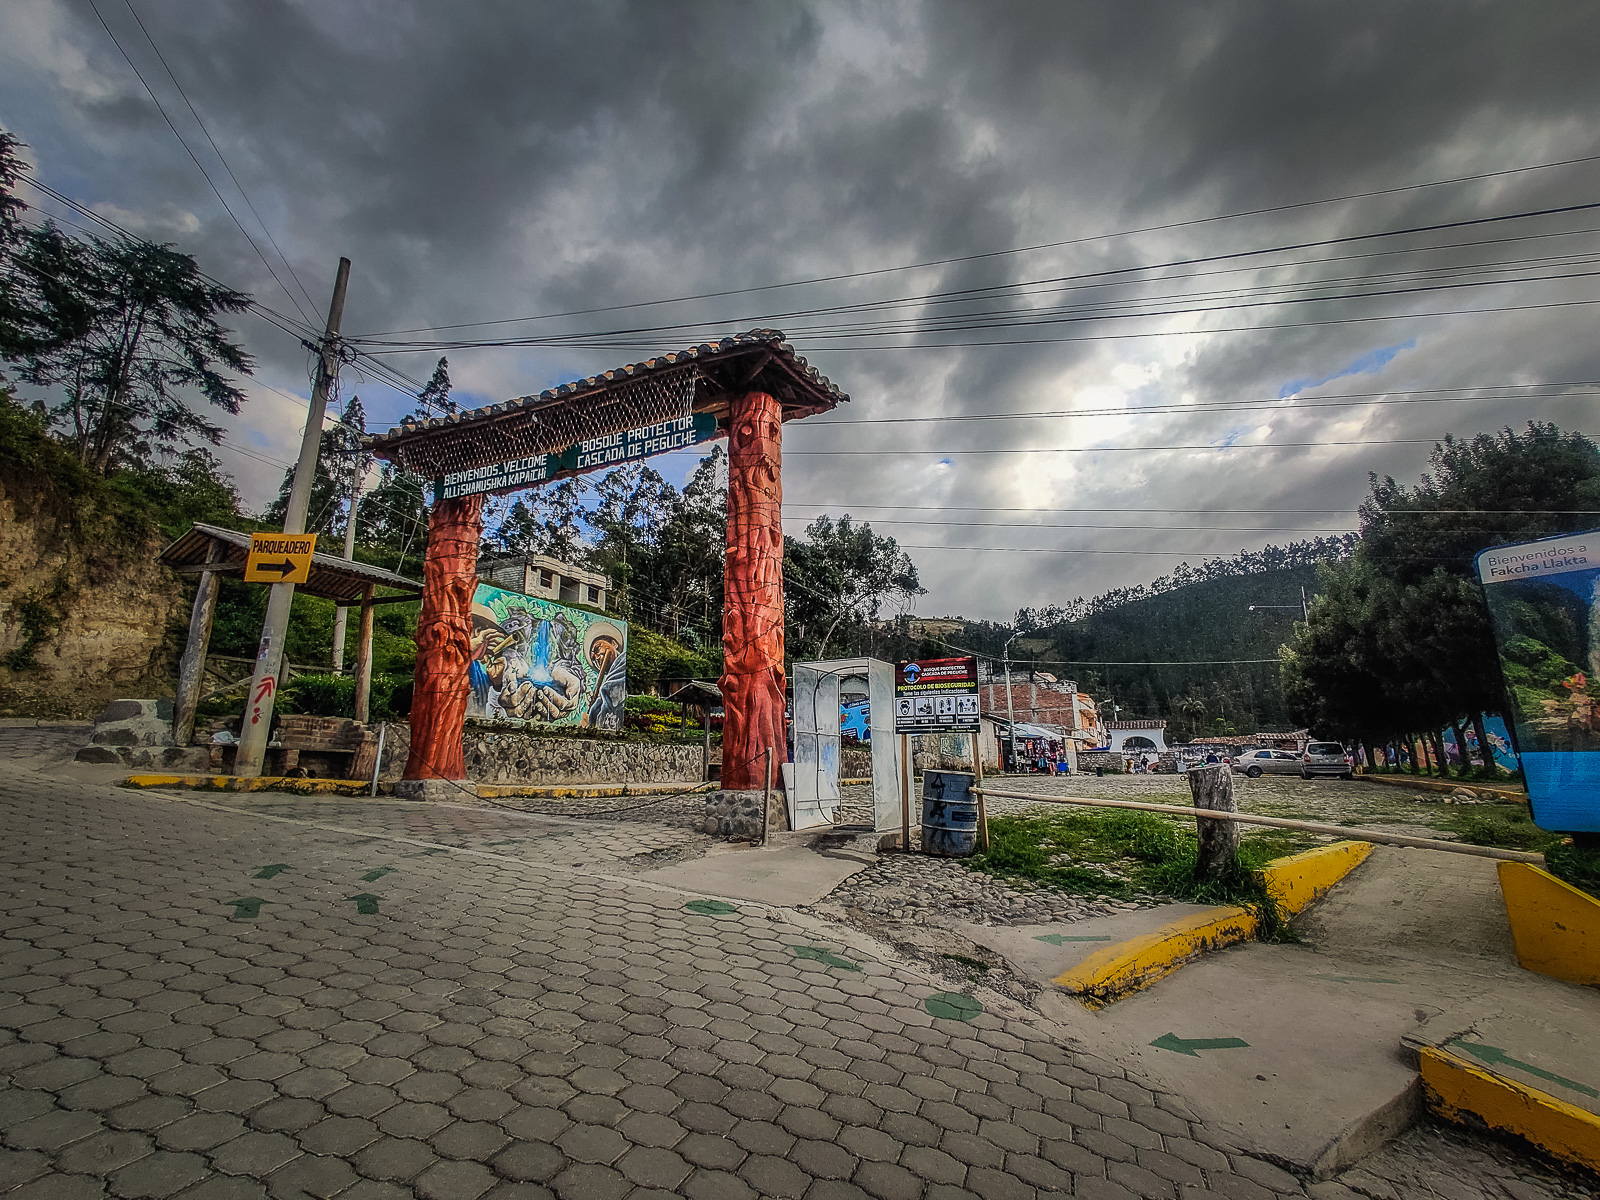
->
790, 657, 904, 833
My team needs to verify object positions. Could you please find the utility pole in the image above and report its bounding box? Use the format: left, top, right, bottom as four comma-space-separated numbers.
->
330, 402, 363, 675
235, 258, 351, 778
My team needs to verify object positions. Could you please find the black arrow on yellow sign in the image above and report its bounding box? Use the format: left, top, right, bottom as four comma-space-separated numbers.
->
257, 559, 297, 577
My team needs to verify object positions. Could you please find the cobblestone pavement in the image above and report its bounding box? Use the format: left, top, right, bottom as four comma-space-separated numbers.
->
1322, 1122, 1593, 1200
1, 730, 1581, 1199
3, 767, 1319, 1200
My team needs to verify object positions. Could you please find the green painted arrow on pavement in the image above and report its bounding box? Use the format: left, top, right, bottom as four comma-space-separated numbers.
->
1150, 1033, 1250, 1057
685, 899, 739, 916
346, 894, 381, 915
252, 864, 289, 879
1034, 934, 1113, 945
226, 897, 263, 920
791, 946, 860, 971
924, 992, 983, 1022
1449, 1040, 1598, 1098
361, 867, 394, 882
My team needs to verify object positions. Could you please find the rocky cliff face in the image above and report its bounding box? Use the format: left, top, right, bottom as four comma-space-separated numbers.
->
0, 474, 185, 718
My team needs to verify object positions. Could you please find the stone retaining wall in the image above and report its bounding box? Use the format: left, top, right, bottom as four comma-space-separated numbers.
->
376, 721, 703, 786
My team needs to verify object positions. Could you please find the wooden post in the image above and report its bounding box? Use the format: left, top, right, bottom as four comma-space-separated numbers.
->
352, 584, 376, 724
972, 730, 990, 852
899, 733, 911, 852
1188, 763, 1239, 881
761, 748, 774, 847
171, 542, 223, 746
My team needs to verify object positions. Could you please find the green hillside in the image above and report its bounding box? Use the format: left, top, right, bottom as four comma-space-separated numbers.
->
1034, 565, 1321, 737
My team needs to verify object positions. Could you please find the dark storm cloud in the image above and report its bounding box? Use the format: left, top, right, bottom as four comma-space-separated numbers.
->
3, 0, 1599, 619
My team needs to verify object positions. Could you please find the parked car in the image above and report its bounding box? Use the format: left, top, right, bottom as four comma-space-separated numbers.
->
1301, 740, 1353, 779
1231, 748, 1302, 777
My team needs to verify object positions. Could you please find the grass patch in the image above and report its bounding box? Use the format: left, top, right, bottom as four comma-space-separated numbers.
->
964, 810, 1315, 940
1447, 805, 1565, 854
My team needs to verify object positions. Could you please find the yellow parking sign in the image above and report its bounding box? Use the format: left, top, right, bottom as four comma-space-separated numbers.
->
245, 532, 318, 585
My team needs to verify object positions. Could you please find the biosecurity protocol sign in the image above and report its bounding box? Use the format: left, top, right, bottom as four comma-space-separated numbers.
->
1477, 530, 1600, 833
894, 656, 980, 733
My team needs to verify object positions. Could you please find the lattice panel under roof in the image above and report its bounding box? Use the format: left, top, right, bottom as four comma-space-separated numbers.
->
387, 365, 698, 479
366, 330, 848, 481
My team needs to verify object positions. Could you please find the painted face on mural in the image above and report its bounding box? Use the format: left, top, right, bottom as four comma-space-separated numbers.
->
467, 584, 629, 729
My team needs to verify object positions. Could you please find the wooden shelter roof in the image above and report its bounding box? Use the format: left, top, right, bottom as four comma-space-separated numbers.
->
364, 328, 847, 480
158, 523, 424, 606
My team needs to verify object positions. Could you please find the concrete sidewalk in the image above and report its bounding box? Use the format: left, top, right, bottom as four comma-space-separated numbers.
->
1030, 847, 1600, 1182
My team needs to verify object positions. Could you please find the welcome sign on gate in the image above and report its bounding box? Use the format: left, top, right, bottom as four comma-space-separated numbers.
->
435, 412, 719, 501
1477, 530, 1600, 833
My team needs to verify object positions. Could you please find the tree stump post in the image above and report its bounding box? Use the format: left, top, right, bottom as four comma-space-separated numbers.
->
1188, 763, 1239, 881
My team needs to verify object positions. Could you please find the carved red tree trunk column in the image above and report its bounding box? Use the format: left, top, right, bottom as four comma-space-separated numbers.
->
404, 493, 484, 783
719, 390, 788, 813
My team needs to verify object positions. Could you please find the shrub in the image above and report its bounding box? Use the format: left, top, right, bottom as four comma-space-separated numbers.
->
1544, 842, 1600, 900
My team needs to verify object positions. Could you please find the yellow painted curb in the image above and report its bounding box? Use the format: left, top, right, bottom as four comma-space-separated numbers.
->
476, 782, 713, 800
1498, 861, 1600, 987
1054, 840, 1374, 1007
1421, 1045, 1600, 1174
122, 774, 372, 795
1259, 841, 1374, 916
1053, 904, 1259, 1007
124, 774, 715, 802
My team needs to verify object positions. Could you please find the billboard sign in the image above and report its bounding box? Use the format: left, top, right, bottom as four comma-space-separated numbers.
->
1476, 530, 1600, 833
894, 656, 980, 733
436, 412, 718, 501
467, 583, 628, 732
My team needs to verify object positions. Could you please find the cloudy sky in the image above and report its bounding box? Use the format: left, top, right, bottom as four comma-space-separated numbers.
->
4, 1, 1600, 621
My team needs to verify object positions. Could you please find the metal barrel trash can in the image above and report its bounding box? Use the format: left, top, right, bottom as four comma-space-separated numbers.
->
922, 770, 979, 857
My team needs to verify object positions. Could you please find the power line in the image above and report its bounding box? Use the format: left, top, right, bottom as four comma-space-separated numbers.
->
351, 151, 1600, 337
348, 199, 1600, 352
782, 438, 1441, 455
783, 503, 1600, 515
797, 382, 1600, 427
84, 0, 315, 325
120, 0, 319, 316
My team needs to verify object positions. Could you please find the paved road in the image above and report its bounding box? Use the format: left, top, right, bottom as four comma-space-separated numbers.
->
1, 740, 1309, 1200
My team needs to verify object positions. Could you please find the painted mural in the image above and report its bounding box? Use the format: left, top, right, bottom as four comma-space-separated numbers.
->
466, 583, 627, 731
840, 698, 870, 744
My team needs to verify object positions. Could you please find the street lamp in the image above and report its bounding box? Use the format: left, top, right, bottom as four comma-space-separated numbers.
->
1002, 631, 1020, 773
1248, 586, 1310, 621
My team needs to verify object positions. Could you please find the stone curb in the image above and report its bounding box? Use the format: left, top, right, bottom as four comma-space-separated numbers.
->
1054, 841, 1375, 1007
1420, 1045, 1600, 1175
1498, 861, 1600, 986
1357, 773, 1528, 804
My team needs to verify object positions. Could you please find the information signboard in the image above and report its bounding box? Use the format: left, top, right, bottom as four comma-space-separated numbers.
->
1476, 530, 1600, 833
244, 532, 317, 585
893, 656, 980, 733
435, 412, 719, 501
